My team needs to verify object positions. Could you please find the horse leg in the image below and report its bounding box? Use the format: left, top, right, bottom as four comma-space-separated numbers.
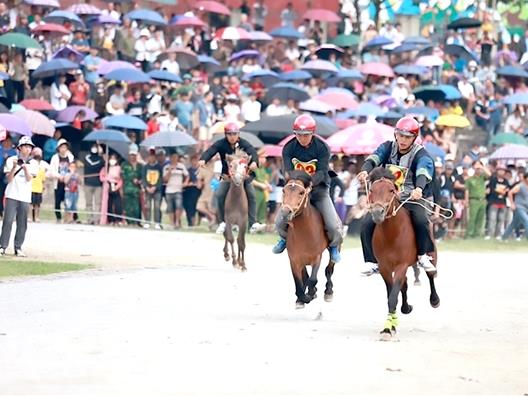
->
292, 264, 312, 308
225, 225, 237, 268
412, 263, 421, 286
223, 238, 230, 262
427, 272, 440, 308
237, 230, 246, 272
307, 261, 321, 300
400, 276, 413, 314
324, 259, 336, 302
380, 267, 405, 340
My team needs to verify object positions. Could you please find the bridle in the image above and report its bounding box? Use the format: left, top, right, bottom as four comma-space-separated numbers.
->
367, 178, 399, 219
228, 157, 249, 183
281, 180, 312, 219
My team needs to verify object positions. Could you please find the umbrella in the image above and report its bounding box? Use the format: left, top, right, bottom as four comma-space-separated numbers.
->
13, 110, 55, 136
279, 70, 312, 81
243, 69, 280, 86
332, 68, 363, 82
32, 59, 79, 79
503, 93, 528, 105
171, 16, 207, 29
413, 84, 461, 101
229, 49, 260, 62
103, 115, 148, 130
19, 99, 54, 111
490, 133, 528, 146
266, 83, 310, 102
97, 60, 136, 75
447, 17, 482, 30
338, 102, 384, 118
52, 46, 84, 63
315, 44, 344, 60
0, 114, 32, 136
194, 0, 231, 15
372, 95, 397, 108
0, 102, 9, 113
212, 131, 263, 148
359, 62, 394, 77
394, 64, 427, 75
148, 69, 182, 83
320, 87, 356, 97
376, 110, 403, 120
435, 114, 471, 128
299, 98, 337, 114
31, 23, 70, 35
490, 144, 528, 160
301, 59, 338, 76
262, 144, 282, 157
105, 68, 151, 83
416, 55, 444, 67
57, 106, 98, 122
331, 34, 360, 47
197, 54, 221, 72
44, 10, 84, 26
424, 142, 446, 160
302, 8, 341, 23
390, 43, 421, 54
404, 106, 440, 120
444, 44, 479, 63
326, 121, 394, 154
363, 36, 393, 50
67, 3, 101, 15
140, 130, 198, 147
24, 0, 60, 7
84, 129, 131, 144
496, 66, 528, 79
247, 31, 273, 42
163, 47, 199, 69
402, 36, 431, 46
0, 32, 41, 50
215, 27, 251, 41
125, 9, 166, 26
209, 120, 245, 135
269, 26, 303, 39
242, 114, 338, 139
93, 15, 121, 25
316, 92, 358, 110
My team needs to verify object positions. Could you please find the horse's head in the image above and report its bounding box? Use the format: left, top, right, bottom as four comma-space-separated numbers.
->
368, 167, 399, 224
226, 150, 250, 186
280, 170, 312, 222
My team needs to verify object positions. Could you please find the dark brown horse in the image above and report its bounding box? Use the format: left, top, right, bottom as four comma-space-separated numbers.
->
368, 167, 440, 340
278, 170, 337, 308
223, 150, 249, 271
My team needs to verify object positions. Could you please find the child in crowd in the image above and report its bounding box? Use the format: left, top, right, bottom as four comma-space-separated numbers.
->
31, 147, 49, 222
64, 161, 81, 224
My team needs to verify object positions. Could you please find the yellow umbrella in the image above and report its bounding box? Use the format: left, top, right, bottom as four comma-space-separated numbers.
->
210, 120, 245, 135
435, 115, 471, 128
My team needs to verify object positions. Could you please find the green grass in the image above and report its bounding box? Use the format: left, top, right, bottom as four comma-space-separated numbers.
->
0, 260, 91, 278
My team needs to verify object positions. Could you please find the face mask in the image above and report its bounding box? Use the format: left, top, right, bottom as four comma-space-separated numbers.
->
91, 147, 98, 154
109, 159, 117, 166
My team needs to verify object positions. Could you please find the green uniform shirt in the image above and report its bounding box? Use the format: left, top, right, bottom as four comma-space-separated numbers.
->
465, 174, 487, 199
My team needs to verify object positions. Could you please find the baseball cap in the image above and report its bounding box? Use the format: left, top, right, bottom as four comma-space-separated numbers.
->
129, 143, 139, 155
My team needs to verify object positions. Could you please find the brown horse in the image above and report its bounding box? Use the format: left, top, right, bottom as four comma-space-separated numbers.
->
223, 150, 249, 271
368, 167, 440, 340
278, 170, 337, 308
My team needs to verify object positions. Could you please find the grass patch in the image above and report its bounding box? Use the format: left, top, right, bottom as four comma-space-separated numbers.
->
0, 260, 90, 278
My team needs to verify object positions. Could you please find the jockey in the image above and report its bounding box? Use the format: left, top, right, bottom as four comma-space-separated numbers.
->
272, 114, 343, 262
357, 116, 437, 275
198, 122, 267, 234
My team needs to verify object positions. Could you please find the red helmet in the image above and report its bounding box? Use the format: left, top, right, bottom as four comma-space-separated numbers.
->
395, 116, 420, 137
293, 114, 316, 135
224, 122, 240, 134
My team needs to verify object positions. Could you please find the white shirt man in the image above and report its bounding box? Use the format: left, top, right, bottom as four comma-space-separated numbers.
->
391, 77, 409, 105
241, 95, 262, 122
266, 98, 287, 116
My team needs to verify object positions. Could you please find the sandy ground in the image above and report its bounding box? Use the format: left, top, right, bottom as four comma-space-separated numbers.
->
0, 223, 527, 395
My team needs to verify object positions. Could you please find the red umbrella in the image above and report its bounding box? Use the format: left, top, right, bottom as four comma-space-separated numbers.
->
326, 121, 394, 154
20, 99, 54, 111
171, 16, 207, 29
302, 8, 341, 23
359, 62, 395, 77
32, 23, 70, 35
315, 92, 358, 110
195, 0, 230, 15
215, 27, 251, 41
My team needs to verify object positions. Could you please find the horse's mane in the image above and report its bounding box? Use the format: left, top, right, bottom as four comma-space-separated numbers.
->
369, 167, 396, 183
287, 170, 312, 188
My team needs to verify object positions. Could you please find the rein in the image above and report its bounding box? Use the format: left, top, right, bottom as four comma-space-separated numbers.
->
281, 180, 312, 220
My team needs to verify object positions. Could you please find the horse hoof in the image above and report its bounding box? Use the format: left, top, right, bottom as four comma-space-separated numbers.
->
308, 293, 317, 300
414, 280, 421, 286
324, 293, 333, 302
379, 329, 392, 342
295, 301, 305, 309
239, 266, 247, 272
430, 297, 440, 308
224, 256, 230, 262
401, 304, 413, 314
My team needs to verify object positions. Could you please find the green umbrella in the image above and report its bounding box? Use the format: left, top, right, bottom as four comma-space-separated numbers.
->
331, 34, 360, 47
490, 133, 528, 146
0, 32, 42, 49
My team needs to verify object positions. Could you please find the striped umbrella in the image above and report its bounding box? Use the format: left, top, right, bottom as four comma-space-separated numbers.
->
67, 3, 101, 15
13, 110, 55, 136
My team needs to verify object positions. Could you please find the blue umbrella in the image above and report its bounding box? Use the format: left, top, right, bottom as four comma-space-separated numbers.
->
140, 130, 197, 147
394, 64, 427, 75
413, 84, 462, 101
105, 68, 151, 83
83, 129, 131, 144
229, 49, 261, 62
126, 9, 166, 26
103, 115, 148, 130
424, 142, 446, 160
390, 43, 420, 54
320, 87, 356, 97
338, 103, 383, 118
402, 36, 431, 46
242, 69, 280, 86
269, 26, 303, 39
363, 36, 393, 50
496, 66, 528, 79
266, 82, 310, 102
334, 68, 363, 81
148, 69, 182, 83
404, 106, 439, 120
376, 110, 403, 120
503, 92, 528, 105
197, 54, 221, 72
44, 10, 84, 26
32, 59, 79, 79
279, 70, 312, 81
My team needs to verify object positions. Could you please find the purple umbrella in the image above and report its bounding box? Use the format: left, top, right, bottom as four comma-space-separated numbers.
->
229, 49, 261, 63
246, 31, 273, 42
0, 114, 32, 136
372, 94, 397, 108
94, 15, 121, 25
490, 144, 528, 160
301, 59, 338, 76
67, 4, 102, 15
97, 60, 137, 75
52, 46, 85, 63
24, 0, 60, 7
57, 106, 98, 123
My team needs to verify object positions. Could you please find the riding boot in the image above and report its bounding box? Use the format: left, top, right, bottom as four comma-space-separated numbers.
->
405, 203, 435, 256
360, 214, 377, 263
244, 179, 257, 227
272, 211, 288, 254
311, 187, 343, 248
215, 180, 230, 223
